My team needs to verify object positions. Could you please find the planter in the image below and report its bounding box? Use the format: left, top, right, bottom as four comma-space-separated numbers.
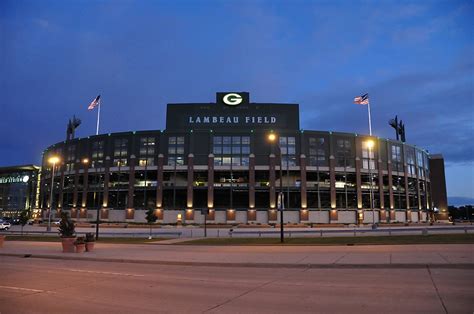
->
0, 235, 5, 248
85, 242, 95, 252
61, 237, 76, 253
75, 243, 86, 253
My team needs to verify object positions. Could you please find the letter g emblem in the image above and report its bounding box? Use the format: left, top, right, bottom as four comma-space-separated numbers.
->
223, 93, 243, 106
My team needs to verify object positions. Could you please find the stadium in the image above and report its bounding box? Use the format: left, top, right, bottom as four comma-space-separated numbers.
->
38, 92, 447, 224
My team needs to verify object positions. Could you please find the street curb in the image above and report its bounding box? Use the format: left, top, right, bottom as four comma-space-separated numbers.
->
1, 253, 473, 269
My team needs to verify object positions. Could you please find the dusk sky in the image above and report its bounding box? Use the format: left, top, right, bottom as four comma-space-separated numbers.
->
1, 0, 473, 203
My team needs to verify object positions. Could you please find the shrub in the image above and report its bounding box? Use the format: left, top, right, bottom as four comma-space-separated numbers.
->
74, 236, 85, 245
85, 232, 95, 242
58, 212, 75, 237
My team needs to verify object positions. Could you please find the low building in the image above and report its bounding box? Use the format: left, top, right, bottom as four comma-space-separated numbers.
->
0, 165, 40, 218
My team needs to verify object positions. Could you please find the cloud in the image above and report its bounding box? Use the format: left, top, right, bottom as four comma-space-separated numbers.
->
299, 57, 473, 164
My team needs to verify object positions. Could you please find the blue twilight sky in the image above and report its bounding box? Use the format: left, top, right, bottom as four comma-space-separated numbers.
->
1, 0, 473, 202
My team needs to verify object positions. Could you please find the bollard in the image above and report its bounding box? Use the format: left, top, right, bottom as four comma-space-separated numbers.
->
191, 229, 193, 238
422, 229, 428, 236
354, 229, 356, 237
259, 231, 261, 238
217, 229, 220, 238
320, 230, 323, 237
465, 227, 468, 234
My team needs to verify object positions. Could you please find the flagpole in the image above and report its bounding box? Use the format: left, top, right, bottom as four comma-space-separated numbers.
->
367, 100, 372, 136
96, 101, 101, 135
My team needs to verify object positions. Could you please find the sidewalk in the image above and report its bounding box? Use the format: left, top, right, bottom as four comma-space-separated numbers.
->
1, 241, 473, 268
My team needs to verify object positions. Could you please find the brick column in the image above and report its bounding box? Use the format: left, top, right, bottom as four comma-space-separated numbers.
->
156, 154, 164, 208
300, 154, 307, 209
269, 154, 276, 209
207, 154, 214, 209
126, 155, 135, 220
58, 167, 65, 210
80, 162, 89, 219
72, 160, 80, 210
404, 163, 410, 222
355, 157, 362, 209
387, 161, 395, 220
378, 160, 384, 210
416, 166, 422, 221
101, 156, 110, 220
249, 154, 255, 209
187, 154, 194, 209
329, 155, 336, 209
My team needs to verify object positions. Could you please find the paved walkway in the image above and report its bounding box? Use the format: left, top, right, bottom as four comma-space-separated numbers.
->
1, 241, 473, 268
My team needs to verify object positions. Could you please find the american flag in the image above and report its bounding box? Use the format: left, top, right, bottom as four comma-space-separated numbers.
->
88, 95, 101, 110
354, 93, 369, 105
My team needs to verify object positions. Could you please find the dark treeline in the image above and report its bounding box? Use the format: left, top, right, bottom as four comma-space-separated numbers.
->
448, 205, 473, 221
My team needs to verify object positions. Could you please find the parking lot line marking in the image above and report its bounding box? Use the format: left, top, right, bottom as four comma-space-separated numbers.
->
64, 269, 145, 277
0, 285, 45, 293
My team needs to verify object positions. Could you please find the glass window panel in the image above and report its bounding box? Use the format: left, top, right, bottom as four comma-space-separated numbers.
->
213, 146, 222, 154
242, 137, 250, 144
222, 146, 231, 154
177, 137, 184, 144
232, 146, 240, 154
223, 137, 231, 144
169, 137, 176, 144
176, 146, 184, 154
213, 136, 222, 144
214, 158, 222, 166
232, 137, 241, 144
241, 146, 250, 154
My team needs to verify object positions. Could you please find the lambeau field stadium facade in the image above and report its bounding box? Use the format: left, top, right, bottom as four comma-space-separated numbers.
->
38, 92, 447, 224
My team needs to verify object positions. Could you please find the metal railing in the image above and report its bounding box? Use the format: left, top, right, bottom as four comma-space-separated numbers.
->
228, 225, 474, 238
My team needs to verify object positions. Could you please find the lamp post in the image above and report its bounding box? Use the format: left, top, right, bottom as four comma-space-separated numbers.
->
365, 140, 376, 229
47, 156, 60, 232
268, 133, 284, 243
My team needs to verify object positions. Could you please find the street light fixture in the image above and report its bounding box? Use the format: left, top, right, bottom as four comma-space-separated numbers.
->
47, 156, 60, 232
365, 139, 376, 229
268, 132, 284, 243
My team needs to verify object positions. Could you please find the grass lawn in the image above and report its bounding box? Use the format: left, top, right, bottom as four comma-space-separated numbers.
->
179, 234, 474, 245
3, 235, 167, 244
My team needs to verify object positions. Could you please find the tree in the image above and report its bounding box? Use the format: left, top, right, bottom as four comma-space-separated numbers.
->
145, 209, 158, 239
18, 210, 29, 236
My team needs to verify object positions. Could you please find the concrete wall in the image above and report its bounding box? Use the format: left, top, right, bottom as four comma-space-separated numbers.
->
133, 210, 147, 223
363, 211, 380, 224
395, 211, 406, 223
279, 211, 299, 224
420, 211, 427, 222
411, 211, 419, 222
308, 210, 330, 223
194, 212, 205, 224
109, 210, 125, 222
215, 210, 226, 224
163, 210, 183, 224
256, 211, 268, 224
338, 210, 357, 224
235, 211, 247, 223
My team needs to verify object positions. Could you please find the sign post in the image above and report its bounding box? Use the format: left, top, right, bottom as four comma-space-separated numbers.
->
201, 209, 209, 237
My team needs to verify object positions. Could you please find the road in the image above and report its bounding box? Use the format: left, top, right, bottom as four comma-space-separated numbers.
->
1, 256, 473, 313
